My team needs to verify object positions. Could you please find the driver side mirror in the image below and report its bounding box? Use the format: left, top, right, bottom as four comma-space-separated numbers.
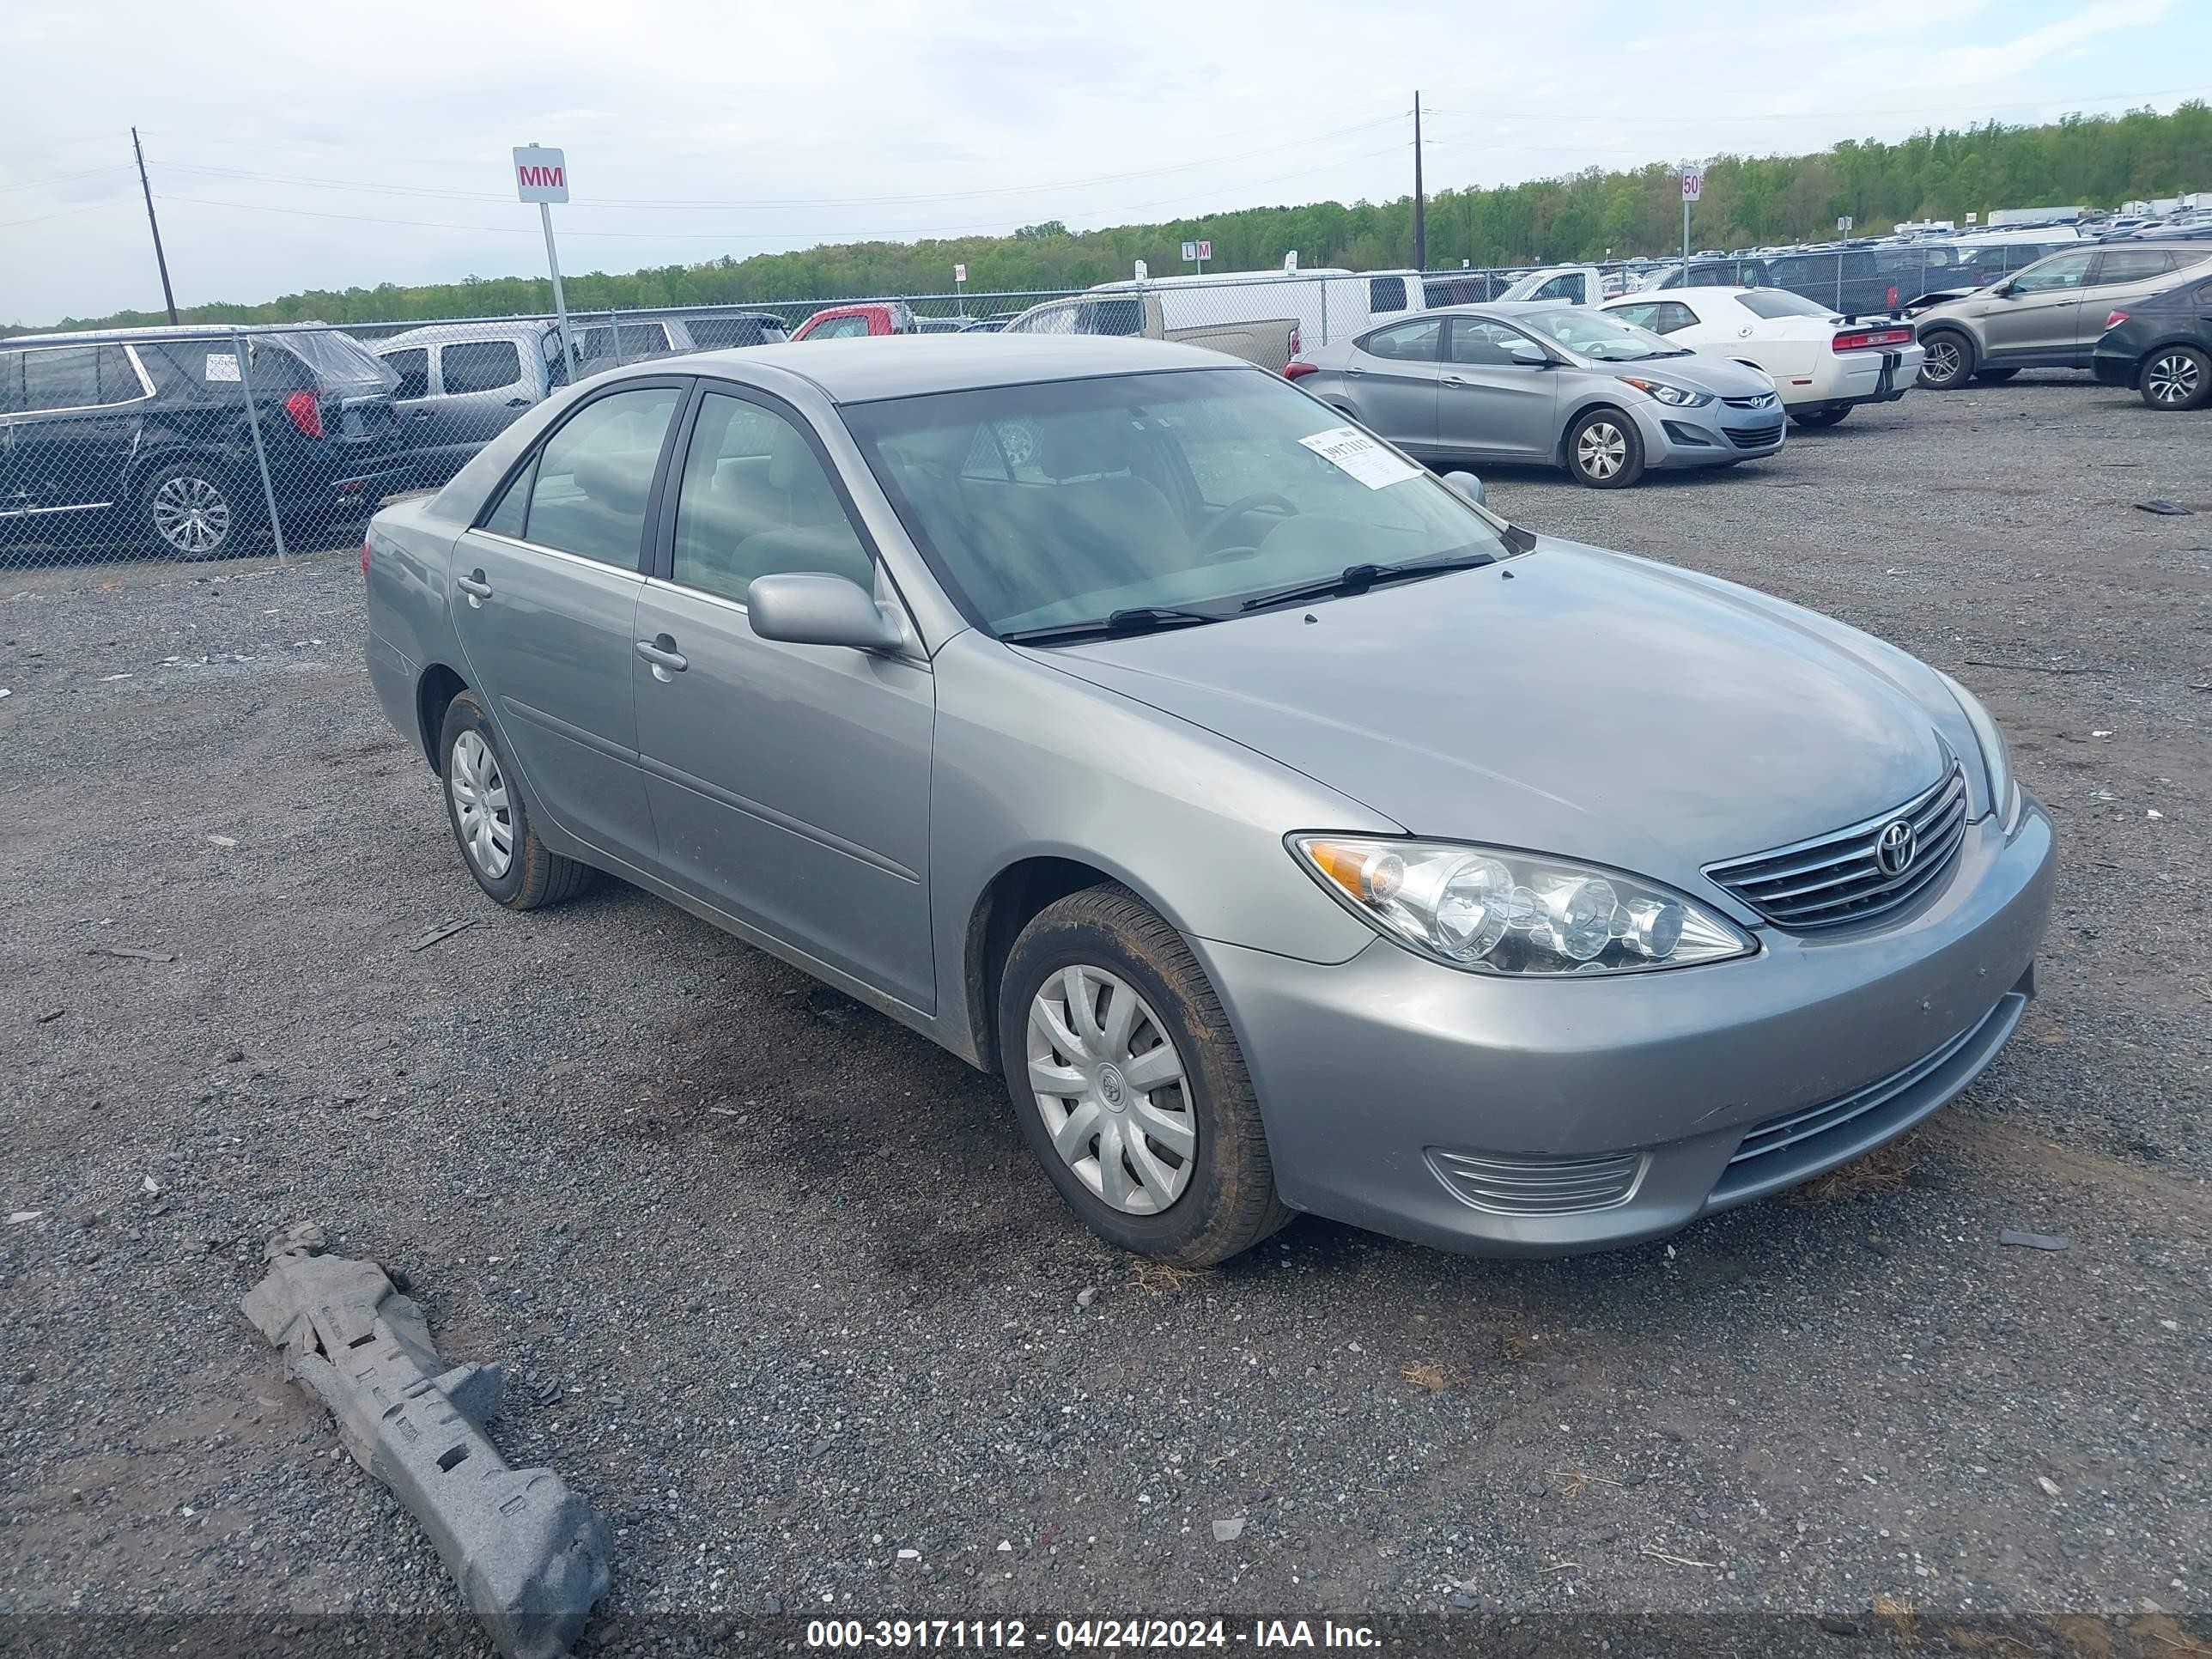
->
747, 572, 907, 653
1441, 471, 1486, 507
1508, 341, 1551, 367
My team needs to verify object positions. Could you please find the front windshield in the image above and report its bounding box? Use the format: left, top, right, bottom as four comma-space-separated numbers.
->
843, 368, 1516, 636
1517, 307, 1685, 362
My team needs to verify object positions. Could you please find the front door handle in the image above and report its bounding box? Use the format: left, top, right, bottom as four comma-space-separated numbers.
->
635, 635, 688, 681
456, 569, 492, 607
1344, 364, 1366, 377
1442, 374, 1469, 387
505, 397, 531, 408
410, 410, 432, 420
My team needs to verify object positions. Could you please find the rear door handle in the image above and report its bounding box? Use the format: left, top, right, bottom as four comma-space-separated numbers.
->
456, 569, 492, 606
635, 635, 688, 680
1442, 375, 1468, 386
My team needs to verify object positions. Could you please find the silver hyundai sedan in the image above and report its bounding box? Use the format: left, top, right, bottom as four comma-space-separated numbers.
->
364, 336, 2052, 1266
1288, 302, 1785, 487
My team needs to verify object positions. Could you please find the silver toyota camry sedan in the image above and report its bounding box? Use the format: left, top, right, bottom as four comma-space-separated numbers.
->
364, 336, 2053, 1267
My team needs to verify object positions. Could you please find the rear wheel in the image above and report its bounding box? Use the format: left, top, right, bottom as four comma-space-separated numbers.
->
1564, 407, 1645, 489
1917, 330, 1974, 390
438, 690, 596, 910
2141, 346, 2209, 410
140, 459, 243, 561
1790, 405, 1850, 428
997, 884, 1291, 1266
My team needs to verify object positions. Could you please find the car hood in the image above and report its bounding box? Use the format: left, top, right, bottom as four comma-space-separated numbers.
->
1573, 352, 1776, 398
1025, 542, 1975, 896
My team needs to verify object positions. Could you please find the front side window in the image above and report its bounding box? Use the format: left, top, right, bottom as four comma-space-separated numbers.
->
1529, 274, 1584, 303
670, 392, 872, 603
2011, 251, 2094, 293
1360, 319, 1442, 362
845, 368, 1515, 636
1448, 318, 1534, 365
384, 348, 430, 400
442, 340, 523, 394
503, 385, 683, 567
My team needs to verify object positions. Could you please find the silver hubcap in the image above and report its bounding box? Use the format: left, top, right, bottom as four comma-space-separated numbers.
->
151, 475, 231, 554
2147, 354, 2199, 404
1927, 340, 1962, 383
448, 730, 514, 879
1026, 965, 1195, 1216
1576, 422, 1627, 480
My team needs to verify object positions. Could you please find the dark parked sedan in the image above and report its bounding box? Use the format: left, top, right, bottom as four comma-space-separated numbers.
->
2093, 272, 2212, 409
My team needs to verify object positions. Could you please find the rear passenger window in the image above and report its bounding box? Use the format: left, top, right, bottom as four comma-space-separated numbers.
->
2094, 249, 2180, 286
669, 392, 872, 603
442, 340, 522, 394
20, 346, 102, 411
513, 386, 683, 567
1362, 319, 1442, 362
384, 349, 430, 400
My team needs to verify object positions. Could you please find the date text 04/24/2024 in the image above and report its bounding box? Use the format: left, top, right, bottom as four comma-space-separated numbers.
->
804, 1619, 1382, 1649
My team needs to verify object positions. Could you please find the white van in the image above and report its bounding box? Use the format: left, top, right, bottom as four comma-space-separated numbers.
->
1001, 267, 1434, 372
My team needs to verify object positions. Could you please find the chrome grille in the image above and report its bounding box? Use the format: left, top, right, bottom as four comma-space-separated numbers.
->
1706, 766, 1969, 930
1426, 1149, 1642, 1216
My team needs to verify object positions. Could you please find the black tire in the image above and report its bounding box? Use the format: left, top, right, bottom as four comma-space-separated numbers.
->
1790, 405, 1851, 428
437, 690, 596, 910
1972, 368, 2020, 384
997, 884, 1291, 1267
1917, 329, 1975, 390
1563, 406, 1645, 489
137, 458, 247, 561
2140, 344, 2210, 410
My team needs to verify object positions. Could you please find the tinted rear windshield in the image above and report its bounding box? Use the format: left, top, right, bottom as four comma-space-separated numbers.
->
270, 329, 398, 392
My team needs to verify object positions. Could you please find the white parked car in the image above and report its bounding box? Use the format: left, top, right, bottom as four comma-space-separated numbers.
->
1600, 286, 1923, 428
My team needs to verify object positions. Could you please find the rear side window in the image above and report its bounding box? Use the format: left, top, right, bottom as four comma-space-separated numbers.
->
1078, 298, 1145, 337
442, 340, 522, 394
577, 323, 674, 361
1368, 276, 1407, 313
19, 346, 101, 411
383, 348, 430, 400
682, 316, 784, 349
2094, 248, 2180, 286
1361, 319, 1442, 362
499, 385, 683, 566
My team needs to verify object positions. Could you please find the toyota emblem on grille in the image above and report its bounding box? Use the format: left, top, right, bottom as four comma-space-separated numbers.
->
1876, 818, 1917, 877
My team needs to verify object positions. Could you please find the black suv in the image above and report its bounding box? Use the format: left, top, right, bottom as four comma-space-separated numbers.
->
0, 326, 410, 561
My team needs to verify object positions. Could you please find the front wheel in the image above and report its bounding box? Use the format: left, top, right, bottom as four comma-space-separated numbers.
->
1790, 405, 1850, 428
1917, 331, 1974, 390
2141, 346, 2209, 410
438, 690, 597, 909
140, 459, 243, 561
1564, 408, 1645, 489
997, 885, 1291, 1266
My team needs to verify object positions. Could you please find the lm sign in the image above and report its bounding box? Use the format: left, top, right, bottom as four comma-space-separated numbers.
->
514, 146, 569, 204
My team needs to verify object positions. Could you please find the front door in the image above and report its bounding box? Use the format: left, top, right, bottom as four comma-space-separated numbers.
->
1981, 250, 2094, 357
1437, 317, 1558, 459
4, 342, 147, 515
1343, 317, 1443, 452
431, 337, 540, 464
633, 386, 938, 1009
449, 378, 686, 864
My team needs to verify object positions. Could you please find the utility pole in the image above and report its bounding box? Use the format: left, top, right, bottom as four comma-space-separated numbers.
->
132, 126, 179, 325
1411, 91, 1427, 275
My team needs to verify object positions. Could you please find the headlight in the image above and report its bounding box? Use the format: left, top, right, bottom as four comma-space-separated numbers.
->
1937, 671, 2021, 834
1619, 376, 1712, 407
1290, 836, 1753, 976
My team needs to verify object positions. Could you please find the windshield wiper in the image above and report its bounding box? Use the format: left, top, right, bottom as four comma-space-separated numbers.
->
1237, 551, 1497, 612
1000, 606, 1222, 646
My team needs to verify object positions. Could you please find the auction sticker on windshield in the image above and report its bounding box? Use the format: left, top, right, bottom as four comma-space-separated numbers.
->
1298, 426, 1421, 489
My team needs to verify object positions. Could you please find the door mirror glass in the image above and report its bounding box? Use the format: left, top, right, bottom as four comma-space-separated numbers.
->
1508, 340, 1550, 366
747, 572, 905, 652
1441, 470, 1486, 506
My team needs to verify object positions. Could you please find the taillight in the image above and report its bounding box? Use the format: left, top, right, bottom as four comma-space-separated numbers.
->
1887, 285, 1899, 309
1833, 326, 1914, 352
1284, 361, 1319, 380
283, 390, 324, 438
2106, 310, 2129, 329
360, 535, 373, 578
1288, 326, 1302, 357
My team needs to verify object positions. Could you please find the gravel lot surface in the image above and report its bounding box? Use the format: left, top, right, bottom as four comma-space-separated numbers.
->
2, 372, 2207, 1656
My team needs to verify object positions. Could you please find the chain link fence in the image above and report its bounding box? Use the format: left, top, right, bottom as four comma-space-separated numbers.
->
2, 242, 2068, 574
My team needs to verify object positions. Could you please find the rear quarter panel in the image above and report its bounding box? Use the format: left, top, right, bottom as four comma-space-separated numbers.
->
364, 495, 465, 755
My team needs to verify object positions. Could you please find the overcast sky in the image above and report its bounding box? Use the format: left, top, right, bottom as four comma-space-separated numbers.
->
3, 0, 2203, 325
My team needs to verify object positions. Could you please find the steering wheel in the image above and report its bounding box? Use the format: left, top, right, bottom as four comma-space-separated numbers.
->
1197, 492, 1298, 556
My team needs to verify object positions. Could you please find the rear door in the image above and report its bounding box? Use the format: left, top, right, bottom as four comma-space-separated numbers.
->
1340, 317, 1443, 452
634, 385, 937, 1008
449, 378, 687, 864
1983, 250, 2094, 357
1436, 316, 1557, 459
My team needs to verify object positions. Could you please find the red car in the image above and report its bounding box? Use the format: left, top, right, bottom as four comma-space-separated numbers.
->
792, 301, 917, 341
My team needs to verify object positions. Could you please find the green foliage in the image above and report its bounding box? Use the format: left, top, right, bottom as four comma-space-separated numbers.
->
15, 102, 2209, 334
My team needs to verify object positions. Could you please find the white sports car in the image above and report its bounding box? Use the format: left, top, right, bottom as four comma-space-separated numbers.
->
1600, 286, 1924, 428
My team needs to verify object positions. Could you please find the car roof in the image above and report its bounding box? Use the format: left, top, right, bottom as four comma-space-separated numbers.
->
598, 333, 1246, 403
4, 322, 347, 345
374, 319, 553, 349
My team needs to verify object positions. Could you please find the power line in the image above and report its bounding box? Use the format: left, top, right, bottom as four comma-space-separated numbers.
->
0, 197, 131, 232
0, 161, 137, 195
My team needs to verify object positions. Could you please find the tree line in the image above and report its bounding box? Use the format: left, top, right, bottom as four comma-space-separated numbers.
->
15, 101, 2209, 334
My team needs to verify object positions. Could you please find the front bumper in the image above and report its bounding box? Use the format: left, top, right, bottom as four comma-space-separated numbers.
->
1633, 398, 1785, 467
1194, 800, 2054, 1256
